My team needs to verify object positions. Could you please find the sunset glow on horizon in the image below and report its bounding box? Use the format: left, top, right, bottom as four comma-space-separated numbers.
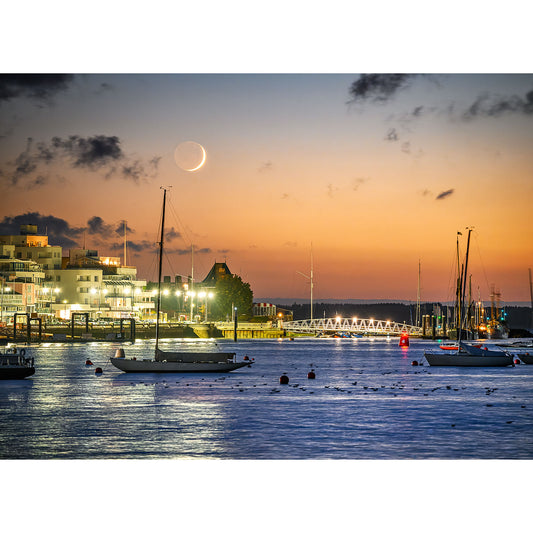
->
1, 74, 532, 303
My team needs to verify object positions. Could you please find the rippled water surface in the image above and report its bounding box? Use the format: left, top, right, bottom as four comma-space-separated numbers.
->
1, 337, 532, 459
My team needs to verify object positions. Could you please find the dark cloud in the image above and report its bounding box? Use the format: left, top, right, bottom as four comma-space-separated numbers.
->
348, 74, 419, 104
165, 227, 180, 242
2, 135, 160, 187
167, 247, 211, 255
0, 212, 84, 248
88, 217, 135, 241
0, 74, 75, 106
110, 240, 154, 252
87, 216, 115, 237
462, 89, 533, 120
385, 128, 399, 142
51, 135, 123, 169
436, 189, 454, 200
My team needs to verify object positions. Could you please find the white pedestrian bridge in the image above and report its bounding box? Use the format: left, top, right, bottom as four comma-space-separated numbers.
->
282, 317, 423, 336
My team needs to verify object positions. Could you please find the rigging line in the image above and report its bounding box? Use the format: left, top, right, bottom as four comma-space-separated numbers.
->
166, 197, 210, 279
167, 197, 194, 247
445, 250, 458, 304
163, 248, 177, 279
472, 232, 492, 297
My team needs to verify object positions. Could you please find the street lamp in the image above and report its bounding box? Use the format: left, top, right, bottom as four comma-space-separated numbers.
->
206, 292, 214, 322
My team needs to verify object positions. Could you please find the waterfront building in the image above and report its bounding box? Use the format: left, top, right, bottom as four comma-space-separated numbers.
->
0, 224, 154, 322
0, 224, 62, 271
47, 247, 154, 320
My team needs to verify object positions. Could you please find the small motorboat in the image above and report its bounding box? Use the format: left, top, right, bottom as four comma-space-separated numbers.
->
0, 347, 35, 379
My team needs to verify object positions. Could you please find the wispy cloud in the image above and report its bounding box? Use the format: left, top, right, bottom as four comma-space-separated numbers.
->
2, 135, 160, 187
352, 177, 369, 191
258, 161, 273, 173
462, 89, 533, 120
436, 189, 454, 200
326, 183, 339, 198
384, 128, 399, 142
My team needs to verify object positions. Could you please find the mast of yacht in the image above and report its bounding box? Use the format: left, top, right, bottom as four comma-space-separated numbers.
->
310, 245, 314, 322
415, 259, 421, 327
458, 228, 472, 342
123, 220, 127, 267
155, 187, 167, 353
529, 268, 533, 329
455, 232, 462, 334
190, 244, 194, 321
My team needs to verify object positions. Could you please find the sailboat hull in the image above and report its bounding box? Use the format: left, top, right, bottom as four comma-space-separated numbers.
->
110, 357, 252, 373
424, 352, 514, 367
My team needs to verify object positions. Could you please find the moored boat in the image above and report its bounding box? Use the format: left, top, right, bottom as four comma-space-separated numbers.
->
111, 348, 251, 373
110, 187, 253, 374
0, 347, 35, 379
424, 229, 514, 368
425, 342, 514, 367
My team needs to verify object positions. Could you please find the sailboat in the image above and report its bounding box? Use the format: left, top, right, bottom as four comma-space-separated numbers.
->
424, 229, 514, 367
110, 187, 253, 374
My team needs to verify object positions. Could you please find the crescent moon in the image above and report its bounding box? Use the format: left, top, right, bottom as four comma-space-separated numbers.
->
186, 144, 206, 172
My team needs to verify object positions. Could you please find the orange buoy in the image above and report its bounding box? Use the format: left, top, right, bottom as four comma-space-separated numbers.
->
307, 370, 316, 379
411, 360, 418, 366
85, 359, 93, 366
514, 359, 521, 365
243, 355, 249, 361
95, 367, 103, 374
279, 374, 289, 385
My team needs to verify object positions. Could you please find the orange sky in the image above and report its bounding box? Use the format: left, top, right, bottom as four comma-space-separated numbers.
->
1, 74, 532, 303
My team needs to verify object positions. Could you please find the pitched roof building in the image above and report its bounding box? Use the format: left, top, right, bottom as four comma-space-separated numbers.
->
201, 262, 232, 286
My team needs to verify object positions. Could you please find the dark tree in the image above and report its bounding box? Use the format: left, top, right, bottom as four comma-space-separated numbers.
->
210, 275, 253, 320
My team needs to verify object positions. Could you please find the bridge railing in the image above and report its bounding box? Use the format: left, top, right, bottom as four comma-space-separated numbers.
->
282, 317, 423, 335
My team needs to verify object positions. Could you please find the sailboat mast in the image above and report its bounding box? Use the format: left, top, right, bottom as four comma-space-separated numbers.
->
123, 220, 127, 267
529, 269, 533, 328
416, 259, 421, 327
459, 228, 472, 341
310, 244, 314, 322
456, 233, 462, 332
155, 188, 167, 352
190, 244, 194, 321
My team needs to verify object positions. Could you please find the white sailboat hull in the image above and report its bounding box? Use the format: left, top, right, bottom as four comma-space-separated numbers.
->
110, 356, 253, 373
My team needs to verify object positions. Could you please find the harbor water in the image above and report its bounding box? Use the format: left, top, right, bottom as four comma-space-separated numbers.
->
2, 336, 532, 460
